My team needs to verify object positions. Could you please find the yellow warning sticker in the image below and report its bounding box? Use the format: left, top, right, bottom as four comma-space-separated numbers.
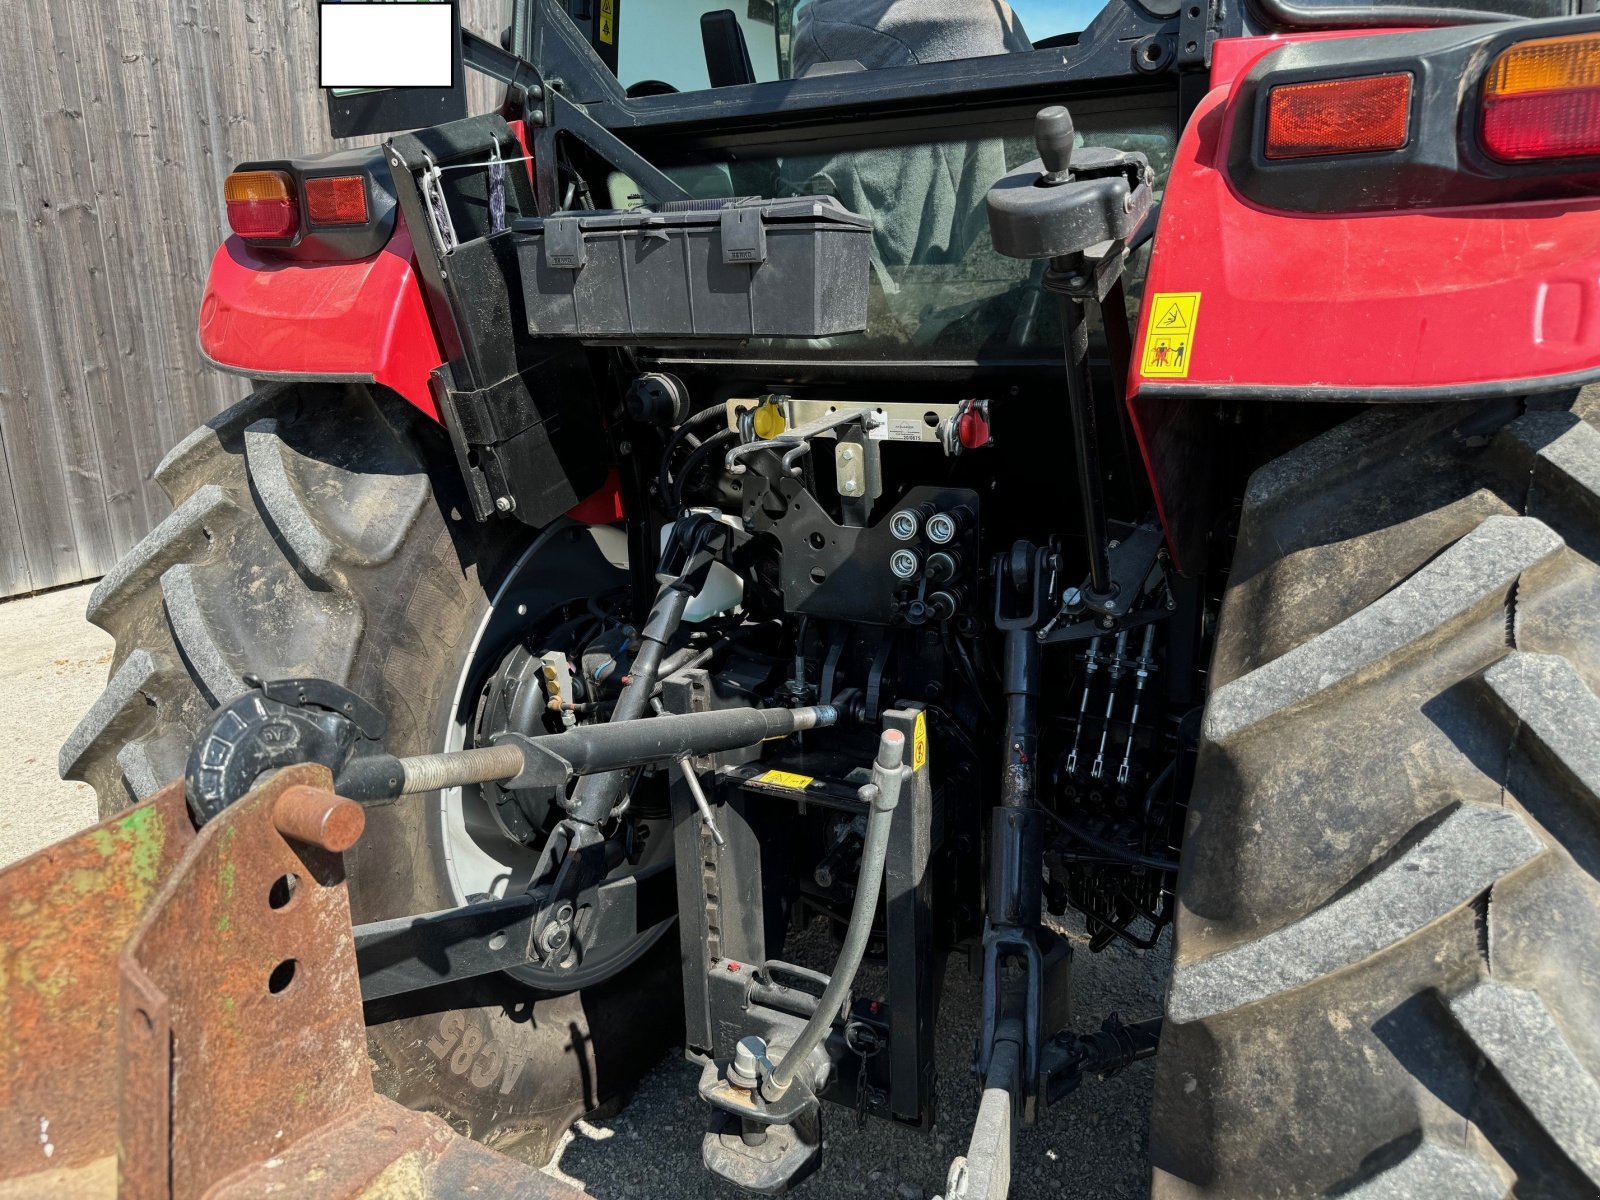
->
598, 0, 615, 44
757, 769, 814, 791
1140, 292, 1201, 379
912, 711, 928, 772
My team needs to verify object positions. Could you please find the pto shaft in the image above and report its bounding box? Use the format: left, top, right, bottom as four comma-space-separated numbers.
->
340, 704, 839, 799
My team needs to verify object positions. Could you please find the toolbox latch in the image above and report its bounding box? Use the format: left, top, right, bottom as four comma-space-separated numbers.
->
543, 216, 587, 270
720, 206, 768, 266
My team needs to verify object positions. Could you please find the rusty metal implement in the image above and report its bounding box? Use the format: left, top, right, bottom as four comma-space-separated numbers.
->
0, 765, 588, 1200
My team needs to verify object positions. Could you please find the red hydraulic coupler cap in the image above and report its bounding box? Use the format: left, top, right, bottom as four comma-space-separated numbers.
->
956, 400, 992, 451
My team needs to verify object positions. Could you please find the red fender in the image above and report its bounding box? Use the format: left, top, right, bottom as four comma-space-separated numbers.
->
197, 214, 628, 523
198, 219, 446, 421
1127, 31, 1600, 571
1130, 36, 1600, 401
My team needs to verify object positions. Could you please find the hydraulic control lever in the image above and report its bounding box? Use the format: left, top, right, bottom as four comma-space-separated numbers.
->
987, 105, 1153, 617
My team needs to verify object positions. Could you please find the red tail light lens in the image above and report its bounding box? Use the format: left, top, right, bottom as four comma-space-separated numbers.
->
304, 174, 369, 226
1264, 73, 1412, 160
1481, 33, 1600, 162
224, 170, 298, 239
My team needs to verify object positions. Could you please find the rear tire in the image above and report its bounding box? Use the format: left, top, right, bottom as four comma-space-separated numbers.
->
1151, 389, 1600, 1197
60, 382, 678, 1163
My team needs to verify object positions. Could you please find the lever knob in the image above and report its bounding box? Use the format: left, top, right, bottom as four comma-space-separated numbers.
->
1035, 105, 1075, 181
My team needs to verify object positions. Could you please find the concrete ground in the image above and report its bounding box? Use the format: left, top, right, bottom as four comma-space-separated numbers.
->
0, 582, 1170, 1198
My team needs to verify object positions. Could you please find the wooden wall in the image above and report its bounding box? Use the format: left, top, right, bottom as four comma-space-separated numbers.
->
0, 0, 502, 599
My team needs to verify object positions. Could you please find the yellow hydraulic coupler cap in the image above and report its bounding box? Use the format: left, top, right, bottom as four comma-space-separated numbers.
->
752, 404, 787, 440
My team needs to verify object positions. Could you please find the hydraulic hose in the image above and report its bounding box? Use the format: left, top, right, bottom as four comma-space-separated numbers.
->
658, 404, 729, 508
764, 728, 906, 1099
565, 584, 692, 825
671, 427, 738, 513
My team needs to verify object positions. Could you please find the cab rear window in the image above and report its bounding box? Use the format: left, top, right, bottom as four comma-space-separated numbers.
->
557, 0, 1106, 98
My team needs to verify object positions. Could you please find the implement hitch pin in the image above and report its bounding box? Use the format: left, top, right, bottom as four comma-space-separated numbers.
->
679, 758, 726, 847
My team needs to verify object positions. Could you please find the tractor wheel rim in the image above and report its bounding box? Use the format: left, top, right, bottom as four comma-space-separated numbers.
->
438, 522, 675, 994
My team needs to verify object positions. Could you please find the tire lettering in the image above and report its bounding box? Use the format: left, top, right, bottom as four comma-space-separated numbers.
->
470, 1039, 503, 1089
449, 1023, 485, 1075
425, 1012, 530, 1094
499, 1046, 529, 1095
425, 1011, 465, 1058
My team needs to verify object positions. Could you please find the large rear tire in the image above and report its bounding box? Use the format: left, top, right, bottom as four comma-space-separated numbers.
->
1151, 390, 1600, 1197
60, 383, 678, 1163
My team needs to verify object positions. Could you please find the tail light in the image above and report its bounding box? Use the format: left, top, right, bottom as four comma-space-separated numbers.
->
224, 170, 298, 239
304, 174, 370, 226
1263, 73, 1412, 160
1481, 32, 1600, 162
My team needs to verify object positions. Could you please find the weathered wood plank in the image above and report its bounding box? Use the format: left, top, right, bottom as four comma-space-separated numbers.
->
15, 0, 126, 582
0, 431, 36, 599
0, 0, 510, 599
0, 4, 95, 594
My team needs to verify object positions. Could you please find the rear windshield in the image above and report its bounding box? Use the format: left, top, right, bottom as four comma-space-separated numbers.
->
628, 103, 1174, 362
561, 0, 1108, 97
543, 0, 1174, 362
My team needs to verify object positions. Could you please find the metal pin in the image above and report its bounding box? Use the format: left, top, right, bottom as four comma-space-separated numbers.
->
653, 697, 725, 845
1090, 630, 1129, 780
1065, 635, 1103, 775
1117, 624, 1159, 786
679, 757, 726, 847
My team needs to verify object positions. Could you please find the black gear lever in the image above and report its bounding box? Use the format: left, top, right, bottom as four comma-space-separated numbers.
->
1035, 104, 1075, 182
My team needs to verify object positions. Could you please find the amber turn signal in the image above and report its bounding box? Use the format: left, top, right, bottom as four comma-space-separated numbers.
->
1481, 33, 1600, 162
224, 169, 298, 239
1263, 73, 1412, 160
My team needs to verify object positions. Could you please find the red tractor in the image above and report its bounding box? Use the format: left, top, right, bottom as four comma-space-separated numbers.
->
44, 0, 1600, 1195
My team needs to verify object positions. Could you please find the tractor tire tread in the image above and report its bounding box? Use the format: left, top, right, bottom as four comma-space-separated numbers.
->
1152, 389, 1600, 1198
64, 384, 413, 808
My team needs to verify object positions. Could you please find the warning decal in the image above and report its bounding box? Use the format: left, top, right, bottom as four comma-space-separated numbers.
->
599, 0, 615, 44
912, 711, 928, 771
1140, 292, 1201, 379
757, 769, 814, 791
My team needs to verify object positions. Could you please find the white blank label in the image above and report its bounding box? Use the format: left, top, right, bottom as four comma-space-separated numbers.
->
320, 4, 454, 89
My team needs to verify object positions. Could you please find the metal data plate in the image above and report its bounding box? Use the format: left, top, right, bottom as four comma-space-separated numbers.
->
726, 397, 958, 444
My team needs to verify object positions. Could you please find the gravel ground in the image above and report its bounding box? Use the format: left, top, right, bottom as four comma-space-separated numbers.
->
0, 582, 1170, 1198
0, 583, 109, 868
547, 915, 1170, 1200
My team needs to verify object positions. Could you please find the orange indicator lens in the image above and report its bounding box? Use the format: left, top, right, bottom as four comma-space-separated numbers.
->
1482, 33, 1600, 162
304, 174, 369, 226
1264, 73, 1412, 160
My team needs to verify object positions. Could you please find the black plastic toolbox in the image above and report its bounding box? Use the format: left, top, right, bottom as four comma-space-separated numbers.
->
512, 197, 872, 339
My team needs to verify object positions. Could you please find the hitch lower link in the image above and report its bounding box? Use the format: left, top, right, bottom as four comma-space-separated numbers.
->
940, 531, 1164, 1200
183, 678, 837, 998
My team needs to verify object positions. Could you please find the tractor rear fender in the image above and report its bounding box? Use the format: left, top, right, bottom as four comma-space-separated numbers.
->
1133, 18, 1600, 402
1129, 19, 1600, 570
198, 216, 447, 421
